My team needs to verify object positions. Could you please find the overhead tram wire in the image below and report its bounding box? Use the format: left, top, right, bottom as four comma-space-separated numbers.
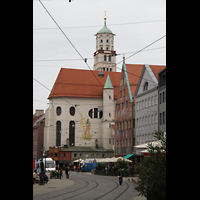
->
115, 35, 166, 84
33, 47, 166, 62
33, 77, 73, 106
33, 19, 166, 30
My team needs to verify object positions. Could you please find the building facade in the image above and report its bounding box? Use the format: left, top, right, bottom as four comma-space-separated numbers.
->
134, 64, 166, 145
158, 68, 166, 133
114, 62, 143, 158
33, 110, 45, 159
134, 64, 165, 161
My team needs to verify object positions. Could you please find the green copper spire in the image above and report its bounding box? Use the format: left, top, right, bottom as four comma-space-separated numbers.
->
103, 74, 114, 89
97, 18, 114, 34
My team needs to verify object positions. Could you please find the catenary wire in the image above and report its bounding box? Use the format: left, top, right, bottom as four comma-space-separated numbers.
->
33, 19, 166, 30
33, 47, 165, 62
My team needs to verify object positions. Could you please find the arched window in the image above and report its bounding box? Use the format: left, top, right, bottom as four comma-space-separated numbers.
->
56, 106, 61, 116
69, 121, 75, 147
95, 139, 98, 148
56, 121, 61, 146
69, 106, 75, 116
143, 82, 148, 91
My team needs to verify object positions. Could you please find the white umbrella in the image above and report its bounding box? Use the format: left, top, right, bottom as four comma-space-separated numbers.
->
109, 156, 132, 162
117, 156, 132, 162
73, 159, 84, 162
97, 158, 112, 163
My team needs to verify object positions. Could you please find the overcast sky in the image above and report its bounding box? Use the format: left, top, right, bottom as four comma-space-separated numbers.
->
33, 0, 166, 114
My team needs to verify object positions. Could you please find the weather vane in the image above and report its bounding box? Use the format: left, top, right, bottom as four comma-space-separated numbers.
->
104, 11, 106, 20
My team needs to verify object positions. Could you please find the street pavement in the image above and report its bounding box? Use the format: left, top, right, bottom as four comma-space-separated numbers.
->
33, 171, 145, 200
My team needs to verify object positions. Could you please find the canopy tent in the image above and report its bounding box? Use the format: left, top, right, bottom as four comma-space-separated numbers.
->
113, 156, 132, 162
134, 140, 162, 149
97, 158, 111, 163
97, 156, 132, 163
123, 154, 134, 159
73, 159, 84, 163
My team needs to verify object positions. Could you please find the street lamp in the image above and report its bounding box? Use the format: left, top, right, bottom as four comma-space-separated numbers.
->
39, 145, 45, 185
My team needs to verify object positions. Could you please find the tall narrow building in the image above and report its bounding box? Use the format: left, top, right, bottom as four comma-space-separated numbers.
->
93, 14, 117, 72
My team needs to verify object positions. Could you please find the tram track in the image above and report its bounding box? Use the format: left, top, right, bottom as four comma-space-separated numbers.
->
33, 172, 138, 200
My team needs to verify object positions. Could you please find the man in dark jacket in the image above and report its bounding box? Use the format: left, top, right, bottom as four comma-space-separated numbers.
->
118, 168, 123, 185
65, 166, 69, 179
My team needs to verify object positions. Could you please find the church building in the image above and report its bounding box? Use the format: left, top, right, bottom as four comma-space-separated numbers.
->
43, 16, 121, 164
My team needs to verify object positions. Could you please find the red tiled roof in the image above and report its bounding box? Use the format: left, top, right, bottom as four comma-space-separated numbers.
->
125, 64, 144, 98
124, 64, 165, 104
48, 68, 121, 99
148, 65, 166, 80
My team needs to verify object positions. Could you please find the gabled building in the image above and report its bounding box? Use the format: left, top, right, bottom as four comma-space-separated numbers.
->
134, 64, 165, 162
114, 62, 143, 158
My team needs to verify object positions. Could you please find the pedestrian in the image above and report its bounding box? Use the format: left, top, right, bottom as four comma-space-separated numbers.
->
118, 168, 123, 185
60, 167, 62, 179
65, 166, 69, 179
77, 166, 80, 173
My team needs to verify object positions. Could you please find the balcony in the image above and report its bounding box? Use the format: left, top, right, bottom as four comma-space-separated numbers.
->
94, 49, 116, 56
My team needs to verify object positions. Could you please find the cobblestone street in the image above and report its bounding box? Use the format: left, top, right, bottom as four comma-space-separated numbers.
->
33, 172, 140, 200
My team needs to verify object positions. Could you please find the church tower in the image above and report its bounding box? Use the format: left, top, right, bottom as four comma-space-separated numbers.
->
93, 13, 117, 72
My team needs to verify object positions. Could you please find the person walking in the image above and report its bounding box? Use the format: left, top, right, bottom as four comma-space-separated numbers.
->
65, 166, 69, 179
77, 166, 80, 173
60, 167, 62, 179
118, 168, 123, 185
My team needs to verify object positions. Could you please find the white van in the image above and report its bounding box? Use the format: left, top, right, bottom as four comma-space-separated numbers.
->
44, 158, 56, 172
